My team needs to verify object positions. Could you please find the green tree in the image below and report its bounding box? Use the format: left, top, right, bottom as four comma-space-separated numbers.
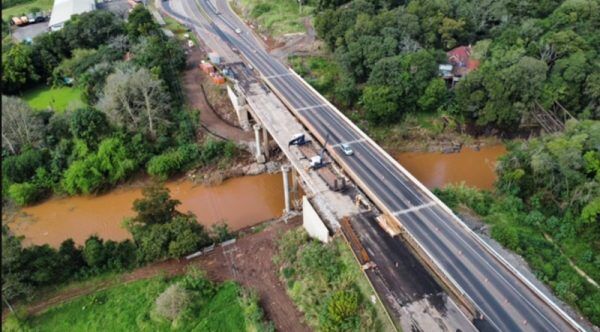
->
127, 6, 160, 40
62, 137, 136, 194
82, 236, 107, 269
61, 11, 125, 50
69, 108, 110, 148
361, 85, 400, 124
131, 182, 181, 225
418, 78, 449, 112
1, 43, 38, 93
1, 226, 32, 304
79, 62, 114, 105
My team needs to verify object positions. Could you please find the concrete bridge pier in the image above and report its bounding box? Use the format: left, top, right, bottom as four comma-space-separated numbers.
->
226, 85, 250, 130
262, 127, 270, 159
282, 165, 291, 214
291, 168, 299, 202
253, 124, 265, 163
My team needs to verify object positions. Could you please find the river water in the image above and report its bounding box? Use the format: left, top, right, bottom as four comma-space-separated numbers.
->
6, 145, 505, 247
7, 173, 285, 247
395, 145, 506, 190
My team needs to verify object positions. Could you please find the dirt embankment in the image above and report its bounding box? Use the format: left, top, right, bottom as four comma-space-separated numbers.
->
183, 47, 253, 143
4, 219, 311, 332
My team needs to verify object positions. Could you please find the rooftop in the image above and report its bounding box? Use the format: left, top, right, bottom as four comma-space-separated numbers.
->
49, 0, 96, 30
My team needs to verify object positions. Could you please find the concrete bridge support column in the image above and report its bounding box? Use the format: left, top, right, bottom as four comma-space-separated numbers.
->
282, 165, 291, 214
262, 127, 270, 159
237, 106, 250, 131
227, 85, 250, 131
253, 124, 265, 163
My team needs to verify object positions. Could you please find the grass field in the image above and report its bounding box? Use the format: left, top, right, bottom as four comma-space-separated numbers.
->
4, 277, 268, 331
234, 0, 312, 36
22, 85, 84, 112
2, 0, 53, 20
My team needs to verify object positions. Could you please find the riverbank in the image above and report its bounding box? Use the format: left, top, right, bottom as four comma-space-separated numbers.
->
5, 171, 289, 247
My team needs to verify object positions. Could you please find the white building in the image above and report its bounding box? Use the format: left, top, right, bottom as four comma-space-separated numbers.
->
48, 0, 96, 31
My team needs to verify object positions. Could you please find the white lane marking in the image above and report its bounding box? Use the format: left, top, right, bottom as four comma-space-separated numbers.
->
392, 202, 437, 217
331, 138, 366, 148
295, 103, 329, 112
264, 72, 293, 79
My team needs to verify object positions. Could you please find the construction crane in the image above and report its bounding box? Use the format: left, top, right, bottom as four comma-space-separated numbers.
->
309, 134, 330, 170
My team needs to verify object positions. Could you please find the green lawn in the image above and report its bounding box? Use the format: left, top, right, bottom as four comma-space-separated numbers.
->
2, 0, 53, 20
235, 0, 312, 36
4, 277, 266, 331
22, 85, 84, 112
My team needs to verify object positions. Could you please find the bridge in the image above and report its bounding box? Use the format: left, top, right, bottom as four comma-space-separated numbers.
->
158, 0, 587, 330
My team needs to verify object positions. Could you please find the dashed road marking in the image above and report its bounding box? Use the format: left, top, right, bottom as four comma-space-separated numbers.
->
295, 103, 329, 112
392, 202, 437, 217
331, 139, 366, 148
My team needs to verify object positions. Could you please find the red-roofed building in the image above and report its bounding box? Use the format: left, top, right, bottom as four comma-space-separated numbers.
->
446, 45, 480, 79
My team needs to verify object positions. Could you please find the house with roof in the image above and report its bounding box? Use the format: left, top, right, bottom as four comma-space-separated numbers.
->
439, 45, 480, 85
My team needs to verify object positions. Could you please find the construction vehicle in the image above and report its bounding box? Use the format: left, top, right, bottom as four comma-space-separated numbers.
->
309, 134, 330, 170
288, 133, 308, 146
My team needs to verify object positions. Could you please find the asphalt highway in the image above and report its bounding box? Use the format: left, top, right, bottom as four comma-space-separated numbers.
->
162, 0, 585, 330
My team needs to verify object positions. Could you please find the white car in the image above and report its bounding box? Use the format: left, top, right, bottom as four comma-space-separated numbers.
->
340, 143, 353, 156
235, 28, 242, 34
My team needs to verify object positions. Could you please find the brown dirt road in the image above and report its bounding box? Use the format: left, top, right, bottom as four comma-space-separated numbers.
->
4, 219, 311, 332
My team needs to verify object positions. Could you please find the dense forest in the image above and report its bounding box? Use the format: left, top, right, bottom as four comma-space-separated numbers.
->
1, 7, 236, 207
309, 0, 600, 325
436, 120, 600, 325
312, 0, 599, 129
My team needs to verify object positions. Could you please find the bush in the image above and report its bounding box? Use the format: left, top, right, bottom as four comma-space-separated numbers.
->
154, 284, 191, 320
180, 267, 216, 298
210, 223, 232, 243
62, 137, 136, 194
321, 290, 360, 331
146, 144, 200, 179
8, 181, 45, 206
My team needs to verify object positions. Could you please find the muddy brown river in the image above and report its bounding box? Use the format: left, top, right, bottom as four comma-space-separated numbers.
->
7, 145, 505, 247
395, 145, 506, 190
7, 173, 285, 247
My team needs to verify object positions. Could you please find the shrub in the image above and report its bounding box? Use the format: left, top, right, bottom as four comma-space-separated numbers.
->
321, 290, 360, 331
180, 267, 216, 298
146, 144, 200, 179
8, 182, 44, 206
154, 284, 191, 320
211, 222, 232, 243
